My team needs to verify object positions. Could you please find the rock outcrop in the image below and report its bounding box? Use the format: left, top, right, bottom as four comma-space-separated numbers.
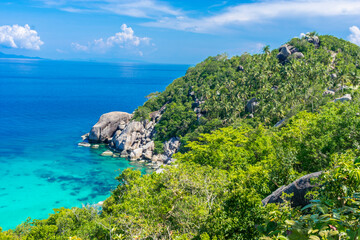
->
276, 34, 319, 63
323, 90, 335, 96
277, 44, 303, 63
86, 103, 181, 164
151, 137, 180, 164
89, 112, 132, 143
78, 142, 91, 147
334, 94, 352, 103
101, 150, 113, 156
245, 98, 259, 113
277, 45, 291, 62
274, 118, 286, 128
305, 35, 320, 48
237, 65, 244, 72
262, 171, 322, 207
292, 52, 305, 59
164, 137, 181, 157
111, 119, 156, 160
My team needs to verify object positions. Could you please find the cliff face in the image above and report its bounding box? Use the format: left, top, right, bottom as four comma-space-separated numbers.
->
85, 108, 180, 164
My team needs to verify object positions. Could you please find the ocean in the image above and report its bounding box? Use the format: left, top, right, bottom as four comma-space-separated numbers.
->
0, 59, 189, 230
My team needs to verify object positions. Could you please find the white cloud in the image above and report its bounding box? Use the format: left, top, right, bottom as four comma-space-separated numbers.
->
71, 42, 88, 52
36, 0, 360, 34
349, 26, 360, 45
72, 24, 150, 53
102, 0, 181, 18
144, 0, 360, 33
0, 24, 44, 50
38, 0, 182, 19
254, 43, 265, 53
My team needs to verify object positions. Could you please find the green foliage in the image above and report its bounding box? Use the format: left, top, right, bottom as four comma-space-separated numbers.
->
132, 34, 360, 145
103, 164, 231, 239
155, 102, 198, 141
6, 34, 360, 240
132, 106, 151, 121
153, 140, 165, 154
259, 151, 360, 240
288, 37, 315, 53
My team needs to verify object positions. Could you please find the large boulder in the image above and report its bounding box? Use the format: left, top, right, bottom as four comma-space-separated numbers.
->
112, 121, 145, 151
334, 94, 352, 103
89, 112, 132, 143
78, 142, 91, 147
130, 148, 143, 160
101, 150, 113, 157
277, 45, 291, 62
262, 171, 322, 207
274, 118, 286, 128
288, 45, 299, 54
292, 52, 304, 59
323, 90, 335, 96
164, 137, 180, 157
152, 154, 168, 162
277, 44, 303, 63
305, 35, 320, 48
245, 98, 259, 113
237, 65, 244, 72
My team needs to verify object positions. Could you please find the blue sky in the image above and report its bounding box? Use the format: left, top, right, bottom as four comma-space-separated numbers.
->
0, 0, 360, 64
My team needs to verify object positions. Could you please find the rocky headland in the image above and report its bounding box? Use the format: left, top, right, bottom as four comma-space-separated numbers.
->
79, 109, 180, 167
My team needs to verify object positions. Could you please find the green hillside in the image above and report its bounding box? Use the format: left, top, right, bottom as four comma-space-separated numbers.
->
135, 33, 360, 143
3, 33, 360, 239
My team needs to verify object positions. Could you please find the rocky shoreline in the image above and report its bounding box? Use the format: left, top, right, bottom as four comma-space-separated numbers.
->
78, 109, 181, 169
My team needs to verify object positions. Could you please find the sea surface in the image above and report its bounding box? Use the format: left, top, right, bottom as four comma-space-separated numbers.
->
0, 59, 189, 230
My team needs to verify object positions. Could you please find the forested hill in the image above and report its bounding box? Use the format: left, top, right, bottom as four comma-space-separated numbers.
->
3, 33, 360, 239
133, 33, 360, 148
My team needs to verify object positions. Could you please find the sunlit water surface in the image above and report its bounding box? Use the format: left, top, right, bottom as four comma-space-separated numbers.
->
0, 59, 188, 229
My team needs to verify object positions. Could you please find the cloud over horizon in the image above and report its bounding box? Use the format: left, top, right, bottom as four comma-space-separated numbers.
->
72, 24, 150, 55
0, 24, 44, 50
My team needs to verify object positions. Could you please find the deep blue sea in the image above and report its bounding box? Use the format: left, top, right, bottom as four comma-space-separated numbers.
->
0, 59, 188, 230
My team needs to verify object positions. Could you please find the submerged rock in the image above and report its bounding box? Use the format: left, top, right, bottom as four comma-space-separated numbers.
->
101, 150, 113, 157
89, 111, 132, 143
78, 142, 91, 147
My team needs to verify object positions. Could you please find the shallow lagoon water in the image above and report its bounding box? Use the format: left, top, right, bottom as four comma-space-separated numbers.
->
0, 59, 188, 230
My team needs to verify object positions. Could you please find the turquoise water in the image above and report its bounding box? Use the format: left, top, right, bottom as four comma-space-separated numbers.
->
0, 59, 188, 230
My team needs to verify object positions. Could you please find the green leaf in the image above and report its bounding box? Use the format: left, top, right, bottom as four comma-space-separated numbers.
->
309, 235, 320, 240
285, 220, 296, 226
